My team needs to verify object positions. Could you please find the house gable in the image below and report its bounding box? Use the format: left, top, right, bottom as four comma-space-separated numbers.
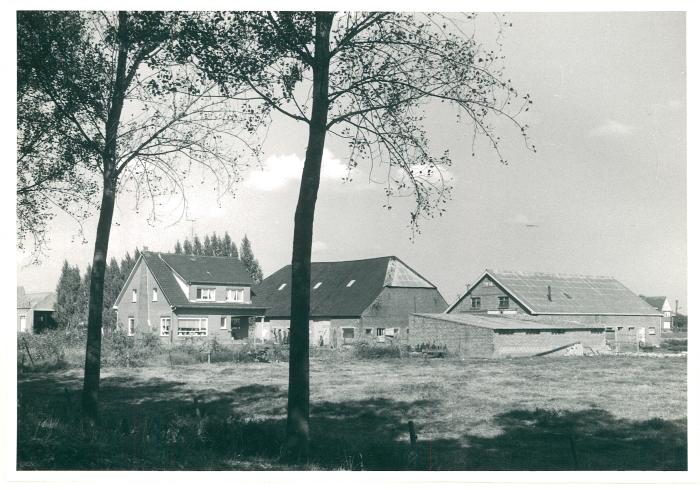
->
446, 272, 530, 314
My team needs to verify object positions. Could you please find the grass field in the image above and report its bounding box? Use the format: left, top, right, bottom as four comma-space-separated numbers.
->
17, 354, 687, 470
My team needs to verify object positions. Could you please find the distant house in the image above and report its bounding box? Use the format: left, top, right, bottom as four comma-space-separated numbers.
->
114, 252, 266, 342
17, 287, 57, 334
640, 296, 673, 331
253, 256, 448, 346
429, 270, 664, 353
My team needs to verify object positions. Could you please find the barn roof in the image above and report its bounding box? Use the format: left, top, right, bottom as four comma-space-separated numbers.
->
447, 270, 662, 316
17, 288, 56, 311
414, 313, 602, 330
255, 256, 438, 318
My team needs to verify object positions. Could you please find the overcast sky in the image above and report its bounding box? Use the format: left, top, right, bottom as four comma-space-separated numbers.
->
15, 11, 687, 311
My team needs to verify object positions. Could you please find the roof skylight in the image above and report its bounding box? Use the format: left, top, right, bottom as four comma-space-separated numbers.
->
278, 283, 286, 291
346, 280, 356, 287
313, 282, 323, 289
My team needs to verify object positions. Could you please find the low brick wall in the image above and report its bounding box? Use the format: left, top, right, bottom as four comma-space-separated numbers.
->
407, 315, 494, 357
493, 329, 606, 357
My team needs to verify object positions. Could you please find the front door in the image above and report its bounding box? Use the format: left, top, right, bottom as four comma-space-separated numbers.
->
230, 316, 249, 340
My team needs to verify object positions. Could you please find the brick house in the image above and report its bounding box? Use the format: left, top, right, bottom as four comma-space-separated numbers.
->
253, 256, 448, 346
443, 270, 664, 350
640, 296, 673, 332
114, 251, 266, 342
17, 287, 57, 334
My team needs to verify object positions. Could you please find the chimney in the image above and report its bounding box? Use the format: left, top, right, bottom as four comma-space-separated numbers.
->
547, 285, 552, 301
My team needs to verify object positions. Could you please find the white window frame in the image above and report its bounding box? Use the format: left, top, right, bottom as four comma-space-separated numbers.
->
498, 296, 510, 309
226, 288, 245, 302
471, 297, 481, 309
160, 317, 171, 336
127, 317, 135, 336
220, 316, 227, 329
195, 288, 216, 301
131, 289, 137, 303
152, 288, 158, 302
177, 317, 208, 337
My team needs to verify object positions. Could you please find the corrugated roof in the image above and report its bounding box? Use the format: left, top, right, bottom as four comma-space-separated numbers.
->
159, 253, 253, 285
485, 270, 662, 316
414, 313, 601, 330
254, 256, 438, 318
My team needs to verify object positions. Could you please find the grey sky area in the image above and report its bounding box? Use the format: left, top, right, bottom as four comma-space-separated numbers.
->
16, 12, 687, 311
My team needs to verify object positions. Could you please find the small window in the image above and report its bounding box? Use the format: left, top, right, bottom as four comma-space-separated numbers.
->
226, 288, 244, 302
132, 289, 137, 303
496, 330, 514, 335
152, 288, 158, 302
365, 328, 372, 335
346, 280, 355, 287
128, 318, 135, 336
628, 327, 635, 332
196, 288, 216, 301
278, 283, 286, 291
394, 328, 399, 335
484, 280, 494, 287
649, 327, 656, 335
220, 317, 227, 329
552, 330, 565, 335
376, 328, 385, 337
525, 330, 541, 335
406, 328, 409, 335
617, 327, 623, 331
342, 328, 355, 339
160, 317, 171, 336
471, 297, 481, 309
498, 296, 510, 309
313, 282, 323, 290
664, 311, 671, 317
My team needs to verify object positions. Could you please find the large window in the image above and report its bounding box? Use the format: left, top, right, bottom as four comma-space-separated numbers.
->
196, 288, 216, 301
127, 317, 135, 336
226, 288, 244, 302
498, 296, 510, 309
178, 318, 208, 337
471, 297, 481, 309
160, 317, 171, 336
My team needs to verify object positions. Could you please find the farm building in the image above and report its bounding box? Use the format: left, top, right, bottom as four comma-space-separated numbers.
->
114, 251, 266, 342
442, 270, 664, 351
640, 295, 673, 332
253, 256, 448, 346
17, 287, 57, 334
408, 313, 606, 357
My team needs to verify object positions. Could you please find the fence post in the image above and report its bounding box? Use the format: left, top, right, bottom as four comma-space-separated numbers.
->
408, 421, 418, 469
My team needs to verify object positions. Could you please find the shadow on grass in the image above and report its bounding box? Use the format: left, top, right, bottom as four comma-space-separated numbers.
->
17, 372, 687, 471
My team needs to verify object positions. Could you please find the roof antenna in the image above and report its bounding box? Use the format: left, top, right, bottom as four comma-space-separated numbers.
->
547, 285, 552, 302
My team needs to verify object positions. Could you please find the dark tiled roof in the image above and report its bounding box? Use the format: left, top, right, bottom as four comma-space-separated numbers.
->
159, 253, 253, 285
485, 270, 662, 316
140, 252, 191, 307
639, 295, 667, 311
254, 256, 438, 318
414, 313, 601, 330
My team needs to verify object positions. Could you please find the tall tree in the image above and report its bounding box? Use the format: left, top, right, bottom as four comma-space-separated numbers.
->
54, 260, 83, 330
186, 11, 532, 460
210, 232, 222, 256
240, 235, 264, 284
18, 11, 251, 422
222, 231, 238, 258
182, 238, 194, 255
203, 234, 213, 256
174, 240, 183, 254
102, 257, 121, 332
192, 234, 204, 255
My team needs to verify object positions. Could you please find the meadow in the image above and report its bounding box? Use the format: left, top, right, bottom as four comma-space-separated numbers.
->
17, 354, 687, 470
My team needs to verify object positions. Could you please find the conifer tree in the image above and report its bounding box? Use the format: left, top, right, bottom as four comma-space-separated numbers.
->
203, 235, 213, 256
183, 238, 193, 255
240, 235, 263, 284
193, 234, 203, 255
54, 260, 83, 330
174, 240, 183, 254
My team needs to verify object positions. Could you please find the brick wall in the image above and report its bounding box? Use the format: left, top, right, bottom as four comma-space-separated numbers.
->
406, 315, 495, 357
493, 329, 606, 357
450, 277, 527, 314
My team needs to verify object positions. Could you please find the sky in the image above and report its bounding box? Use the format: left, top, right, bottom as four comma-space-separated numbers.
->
14, 11, 688, 312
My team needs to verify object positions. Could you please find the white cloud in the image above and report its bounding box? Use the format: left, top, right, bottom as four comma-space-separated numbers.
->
588, 120, 634, 137
245, 150, 350, 191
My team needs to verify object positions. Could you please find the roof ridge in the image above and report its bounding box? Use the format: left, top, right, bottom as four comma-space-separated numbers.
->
487, 268, 615, 279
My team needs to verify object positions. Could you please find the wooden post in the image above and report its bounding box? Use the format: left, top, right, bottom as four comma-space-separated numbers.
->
22, 339, 35, 368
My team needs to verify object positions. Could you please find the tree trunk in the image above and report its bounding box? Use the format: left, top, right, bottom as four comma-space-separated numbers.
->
285, 11, 334, 463
81, 11, 129, 423
81, 177, 117, 421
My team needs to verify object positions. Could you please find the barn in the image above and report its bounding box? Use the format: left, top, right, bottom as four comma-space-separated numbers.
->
439, 269, 663, 353
253, 256, 448, 346
17, 287, 57, 334
408, 313, 607, 357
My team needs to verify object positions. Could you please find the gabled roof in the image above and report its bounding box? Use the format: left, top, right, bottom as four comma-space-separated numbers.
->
447, 269, 662, 316
159, 253, 253, 285
639, 295, 669, 312
116, 251, 260, 310
254, 256, 438, 318
17, 288, 56, 311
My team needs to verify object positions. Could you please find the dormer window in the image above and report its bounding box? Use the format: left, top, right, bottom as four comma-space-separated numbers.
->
132, 289, 137, 302
346, 280, 356, 287
226, 288, 244, 302
278, 283, 287, 291
196, 288, 216, 301
313, 282, 323, 290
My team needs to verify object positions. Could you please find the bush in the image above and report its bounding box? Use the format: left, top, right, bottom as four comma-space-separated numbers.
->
352, 340, 408, 359
17, 330, 84, 372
